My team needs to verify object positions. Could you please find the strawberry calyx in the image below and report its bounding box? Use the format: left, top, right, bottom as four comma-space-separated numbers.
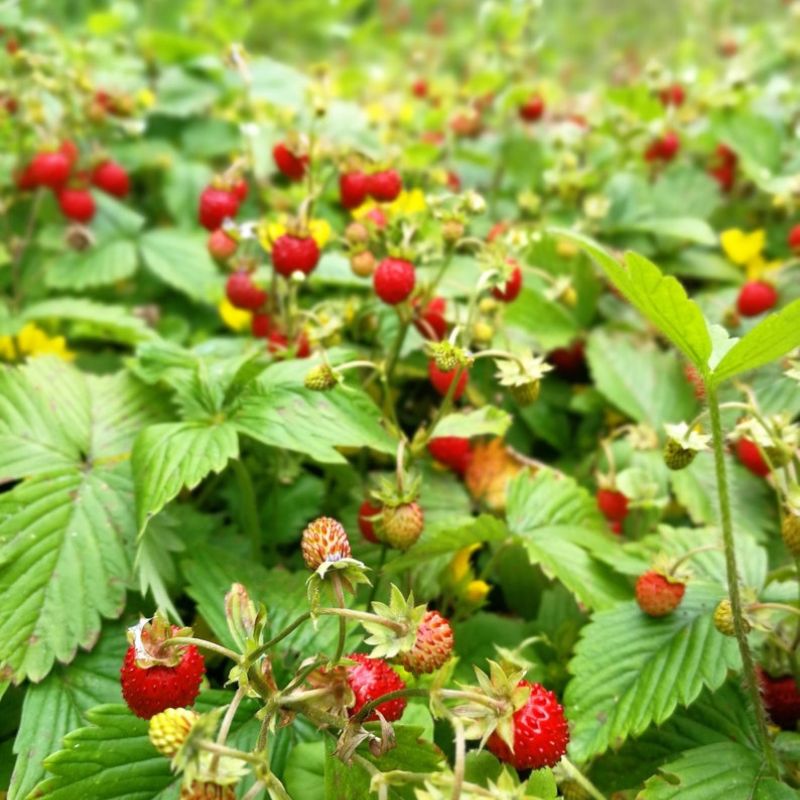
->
127, 612, 193, 669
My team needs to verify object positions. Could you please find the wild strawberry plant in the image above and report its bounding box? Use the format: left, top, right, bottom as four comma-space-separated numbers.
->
2, 3, 800, 800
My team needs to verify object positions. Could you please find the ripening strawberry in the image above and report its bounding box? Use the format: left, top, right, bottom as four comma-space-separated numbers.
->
59, 140, 80, 168
198, 186, 239, 231
492, 261, 523, 302
737, 281, 777, 317
644, 131, 680, 162
339, 171, 370, 210
413, 296, 447, 340
267, 330, 311, 359
381, 502, 424, 550
427, 436, 472, 475
788, 224, 800, 252
301, 516, 351, 570
428, 360, 468, 400
596, 488, 629, 522
518, 93, 545, 122
411, 78, 428, 98
486, 221, 509, 242
345, 654, 406, 721
758, 668, 800, 729
120, 636, 205, 720
57, 188, 96, 223
374, 257, 415, 304
659, 83, 686, 107
358, 499, 382, 544
486, 681, 570, 770
272, 142, 308, 181
251, 312, 271, 338
207, 229, 238, 261
27, 149, 72, 188
368, 169, 402, 203
181, 782, 235, 800
226, 271, 267, 310
231, 178, 248, 203
365, 207, 388, 228
271, 233, 320, 277
91, 160, 130, 198
735, 438, 770, 477
400, 610, 453, 674
635, 571, 686, 617
350, 250, 376, 278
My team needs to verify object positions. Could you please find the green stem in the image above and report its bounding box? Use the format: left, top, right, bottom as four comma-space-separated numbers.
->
706, 382, 779, 775
365, 544, 388, 608
385, 311, 412, 385
163, 637, 239, 662
331, 574, 347, 664
561, 757, 606, 800
232, 459, 262, 560
353, 687, 431, 723
248, 611, 312, 661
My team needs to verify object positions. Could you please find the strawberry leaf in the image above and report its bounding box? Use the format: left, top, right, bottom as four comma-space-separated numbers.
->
46, 239, 139, 291
431, 406, 512, 439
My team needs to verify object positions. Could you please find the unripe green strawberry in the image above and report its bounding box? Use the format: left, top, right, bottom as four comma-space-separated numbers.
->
663, 437, 697, 470
400, 610, 454, 674
382, 502, 424, 550
180, 783, 236, 800
782, 513, 800, 557
301, 517, 351, 570
148, 707, 199, 757
713, 599, 748, 637
510, 379, 541, 406
304, 363, 339, 391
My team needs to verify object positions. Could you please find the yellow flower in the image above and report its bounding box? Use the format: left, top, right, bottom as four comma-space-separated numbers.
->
720, 228, 765, 266
352, 189, 427, 222
365, 102, 390, 124
449, 544, 480, 583
744, 255, 782, 282
258, 218, 331, 251
218, 298, 252, 332
136, 88, 156, 109
0, 323, 74, 362
464, 579, 491, 603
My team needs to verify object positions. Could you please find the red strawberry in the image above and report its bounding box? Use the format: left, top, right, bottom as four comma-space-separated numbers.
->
272, 142, 308, 181
659, 83, 685, 107
91, 160, 130, 198
518, 93, 545, 122
427, 436, 472, 475
208, 229, 238, 261
271, 234, 320, 277
788, 224, 800, 252
226, 271, 267, 310
735, 438, 770, 477
411, 78, 428, 98
339, 171, 370, 210
709, 162, 735, 193
59, 140, 79, 168
120, 635, 205, 720
413, 296, 447, 340
492, 261, 523, 302
645, 131, 680, 162
368, 169, 402, 203
251, 313, 272, 338
446, 171, 461, 191
428, 361, 468, 400
374, 258, 415, 305
597, 488, 629, 522
400, 610, 453, 674
28, 149, 71, 188
231, 179, 248, 203
345, 654, 406, 721
635, 571, 686, 617
358, 500, 382, 544
737, 281, 777, 317
365, 207, 388, 228
758, 668, 800, 729
301, 516, 351, 570
267, 330, 311, 359
486, 681, 570, 770
549, 340, 586, 380
610, 520, 623, 536
198, 187, 239, 231
57, 188, 96, 223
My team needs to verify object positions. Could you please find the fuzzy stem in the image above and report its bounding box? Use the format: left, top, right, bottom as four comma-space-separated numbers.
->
248, 611, 312, 661
365, 544, 388, 608
211, 687, 246, 774
163, 637, 239, 662
706, 382, 778, 776
331, 574, 347, 664
451, 717, 466, 800
352, 687, 430, 723
198, 740, 263, 766
317, 606, 408, 634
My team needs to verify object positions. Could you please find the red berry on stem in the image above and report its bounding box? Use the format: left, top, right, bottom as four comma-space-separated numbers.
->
271, 234, 321, 277
400, 609, 454, 674
358, 499, 382, 544
251, 313, 272, 338
374, 258, 415, 305
339, 171, 370, 210
345, 654, 406, 721
28, 150, 71, 188
492, 261, 523, 303
427, 436, 472, 475
208, 229, 238, 261
635, 571, 686, 617
272, 142, 308, 181
596, 488, 629, 521
737, 281, 777, 317
518, 93, 545, 122
428, 361, 468, 400
368, 169, 402, 202
735, 438, 770, 478
788, 224, 800, 251
57, 188, 96, 223
486, 681, 570, 770
411, 78, 428, 98
198, 186, 239, 231
91, 160, 130, 198
365, 207, 388, 228
413, 296, 447, 340
232, 178, 248, 203
226, 271, 267, 310
759, 668, 800, 729
659, 83, 685, 107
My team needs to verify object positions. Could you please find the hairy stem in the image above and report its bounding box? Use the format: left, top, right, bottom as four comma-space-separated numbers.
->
249, 611, 312, 661
331, 574, 347, 664
353, 687, 431, 723
163, 636, 239, 662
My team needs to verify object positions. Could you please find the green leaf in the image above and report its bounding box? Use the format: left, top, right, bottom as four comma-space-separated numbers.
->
555, 230, 712, 371
710, 299, 800, 385
232, 362, 395, 464
162, 160, 214, 227
22, 298, 156, 345
640, 742, 798, 799
285, 741, 325, 800
132, 421, 239, 533
625, 217, 716, 246
586, 330, 697, 427
139, 229, 221, 302
504, 287, 581, 350
506, 471, 629, 610
713, 111, 784, 173
8, 624, 125, 800
432, 406, 512, 439
0, 361, 162, 682
46, 239, 139, 290
565, 584, 740, 762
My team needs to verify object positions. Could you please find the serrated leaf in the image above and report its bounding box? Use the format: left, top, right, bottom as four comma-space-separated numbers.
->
565, 584, 740, 762
506, 471, 629, 610
640, 742, 797, 799
132, 421, 239, 532
710, 299, 800, 385
0, 362, 163, 682
626, 217, 716, 246
586, 330, 697, 427
8, 624, 125, 800
555, 230, 712, 371
432, 406, 512, 440
285, 742, 325, 800
139, 229, 221, 302
47, 239, 139, 290
504, 286, 581, 350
